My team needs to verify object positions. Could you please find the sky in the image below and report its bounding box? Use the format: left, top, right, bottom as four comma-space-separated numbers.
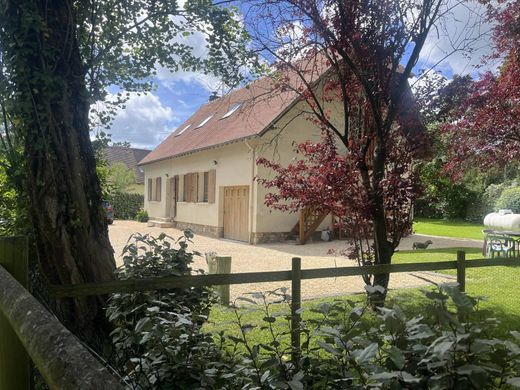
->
104, 0, 496, 151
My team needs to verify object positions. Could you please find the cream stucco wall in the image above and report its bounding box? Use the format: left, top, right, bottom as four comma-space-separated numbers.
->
253, 98, 341, 234
174, 142, 253, 228
143, 141, 254, 231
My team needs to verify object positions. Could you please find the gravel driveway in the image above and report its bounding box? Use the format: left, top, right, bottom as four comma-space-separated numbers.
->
109, 221, 481, 302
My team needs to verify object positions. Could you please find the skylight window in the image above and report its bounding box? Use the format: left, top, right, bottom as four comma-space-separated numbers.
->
175, 124, 191, 136
221, 103, 242, 119
196, 114, 214, 129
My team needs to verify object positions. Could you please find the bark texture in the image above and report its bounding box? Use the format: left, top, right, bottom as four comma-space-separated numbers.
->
3, 0, 116, 348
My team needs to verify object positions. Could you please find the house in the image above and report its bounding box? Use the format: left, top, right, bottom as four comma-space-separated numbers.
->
103, 146, 151, 184
139, 61, 427, 244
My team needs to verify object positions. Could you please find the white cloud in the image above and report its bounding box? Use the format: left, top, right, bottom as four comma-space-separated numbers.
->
96, 92, 177, 149
419, 0, 495, 75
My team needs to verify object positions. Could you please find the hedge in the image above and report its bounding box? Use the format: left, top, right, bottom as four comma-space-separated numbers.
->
107, 191, 144, 220
496, 186, 520, 213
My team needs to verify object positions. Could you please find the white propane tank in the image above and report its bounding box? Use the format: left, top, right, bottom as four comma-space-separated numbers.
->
483, 210, 520, 231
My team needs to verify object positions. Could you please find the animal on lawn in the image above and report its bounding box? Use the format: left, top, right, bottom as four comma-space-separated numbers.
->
412, 240, 433, 250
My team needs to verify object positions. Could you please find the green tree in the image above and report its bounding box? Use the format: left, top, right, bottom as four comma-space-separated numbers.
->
0, 0, 254, 348
109, 163, 136, 193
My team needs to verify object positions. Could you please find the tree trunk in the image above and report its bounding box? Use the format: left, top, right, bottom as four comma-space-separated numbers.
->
368, 143, 394, 307
2, 0, 116, 350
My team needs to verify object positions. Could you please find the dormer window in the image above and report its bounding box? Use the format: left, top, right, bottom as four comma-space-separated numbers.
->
175, 124, 191, 136
221, 103, 241, 119
196, 114, 214, 129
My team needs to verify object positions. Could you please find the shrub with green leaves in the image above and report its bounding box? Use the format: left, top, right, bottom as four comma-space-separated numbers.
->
107, 191, 144, 220
106, 233, 520, 389
136, 208, 149, 223
496, 187, 520, 213
210, 285, 520, 389
106, 232, 219, 389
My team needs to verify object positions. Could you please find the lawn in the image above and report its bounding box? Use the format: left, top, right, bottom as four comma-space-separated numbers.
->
413, 217, 485, 240
206, 246, 520, 344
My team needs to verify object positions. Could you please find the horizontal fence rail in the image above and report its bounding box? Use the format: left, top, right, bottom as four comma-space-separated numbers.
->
48, 256, 519, 298
45, 252, 520, 370
0, 265, 124, 390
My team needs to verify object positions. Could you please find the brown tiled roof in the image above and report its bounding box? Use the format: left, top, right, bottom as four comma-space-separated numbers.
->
140, 56, 332, 166
103, 146, 151, 184
140, 79, 302, 165
141, 58, 428, 165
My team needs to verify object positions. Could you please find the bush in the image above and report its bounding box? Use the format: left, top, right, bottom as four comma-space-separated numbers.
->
496, 187, 520, 213
106, 232, 220, 388
107, 191, 143, 220
136, 208, 149, 222
212, 285, 520, 389
466, 182, 512, 222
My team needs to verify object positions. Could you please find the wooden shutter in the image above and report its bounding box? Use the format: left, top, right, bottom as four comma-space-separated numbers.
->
184, 174, 190, 202
203, 172, 209, 202
191, 172, 198, 203
156, 177, 162, 201
182, 174, 188, 201
148, 178, 153, 201
207, 169, 216, 204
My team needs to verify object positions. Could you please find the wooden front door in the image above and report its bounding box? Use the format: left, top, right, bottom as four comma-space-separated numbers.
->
223, 186, 249, 242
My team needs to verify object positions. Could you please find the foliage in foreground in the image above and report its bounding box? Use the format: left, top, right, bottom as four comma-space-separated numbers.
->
107, 234, 520, 389
106, 232, 217, 388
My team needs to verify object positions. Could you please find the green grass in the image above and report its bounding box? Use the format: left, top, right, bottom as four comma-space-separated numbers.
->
206, 247, 520, 343
394, 247, 520, 335
413, 218, 485, 240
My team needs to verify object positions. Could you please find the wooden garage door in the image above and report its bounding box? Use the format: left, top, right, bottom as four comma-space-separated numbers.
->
223, 186, 249, 242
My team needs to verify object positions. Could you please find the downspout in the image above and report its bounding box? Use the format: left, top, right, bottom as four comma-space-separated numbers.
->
245, 139, 256, 244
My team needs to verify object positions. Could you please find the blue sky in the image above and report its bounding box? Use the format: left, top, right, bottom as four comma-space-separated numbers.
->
105, 0, 495, 151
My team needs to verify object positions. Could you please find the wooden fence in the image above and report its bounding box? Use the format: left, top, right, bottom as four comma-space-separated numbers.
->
0, 238, 123, 390
1, 236, 519, 389
49, 251, 520, 299
45, 251, 520, 369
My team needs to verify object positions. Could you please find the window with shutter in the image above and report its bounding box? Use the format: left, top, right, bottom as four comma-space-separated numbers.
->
147, 178, 153, 201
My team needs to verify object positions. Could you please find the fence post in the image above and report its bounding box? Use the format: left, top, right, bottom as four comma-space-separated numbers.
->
457, 250, 466, 292
216, 256, 231, 306
291, 257, 301, 367
0, 237, 31, 390
206, 255, 232, 306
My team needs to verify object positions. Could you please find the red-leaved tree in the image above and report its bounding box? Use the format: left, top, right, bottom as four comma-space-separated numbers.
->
247, 0, 480, 304
444, 1, 520, 176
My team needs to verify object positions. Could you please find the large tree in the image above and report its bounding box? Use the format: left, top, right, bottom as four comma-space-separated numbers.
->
0, 0, 253, 348
444, 1, 520, 176
247, 0, 480, 304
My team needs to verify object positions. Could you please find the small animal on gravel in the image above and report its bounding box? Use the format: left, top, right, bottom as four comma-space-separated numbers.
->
412, 240, 433, 250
